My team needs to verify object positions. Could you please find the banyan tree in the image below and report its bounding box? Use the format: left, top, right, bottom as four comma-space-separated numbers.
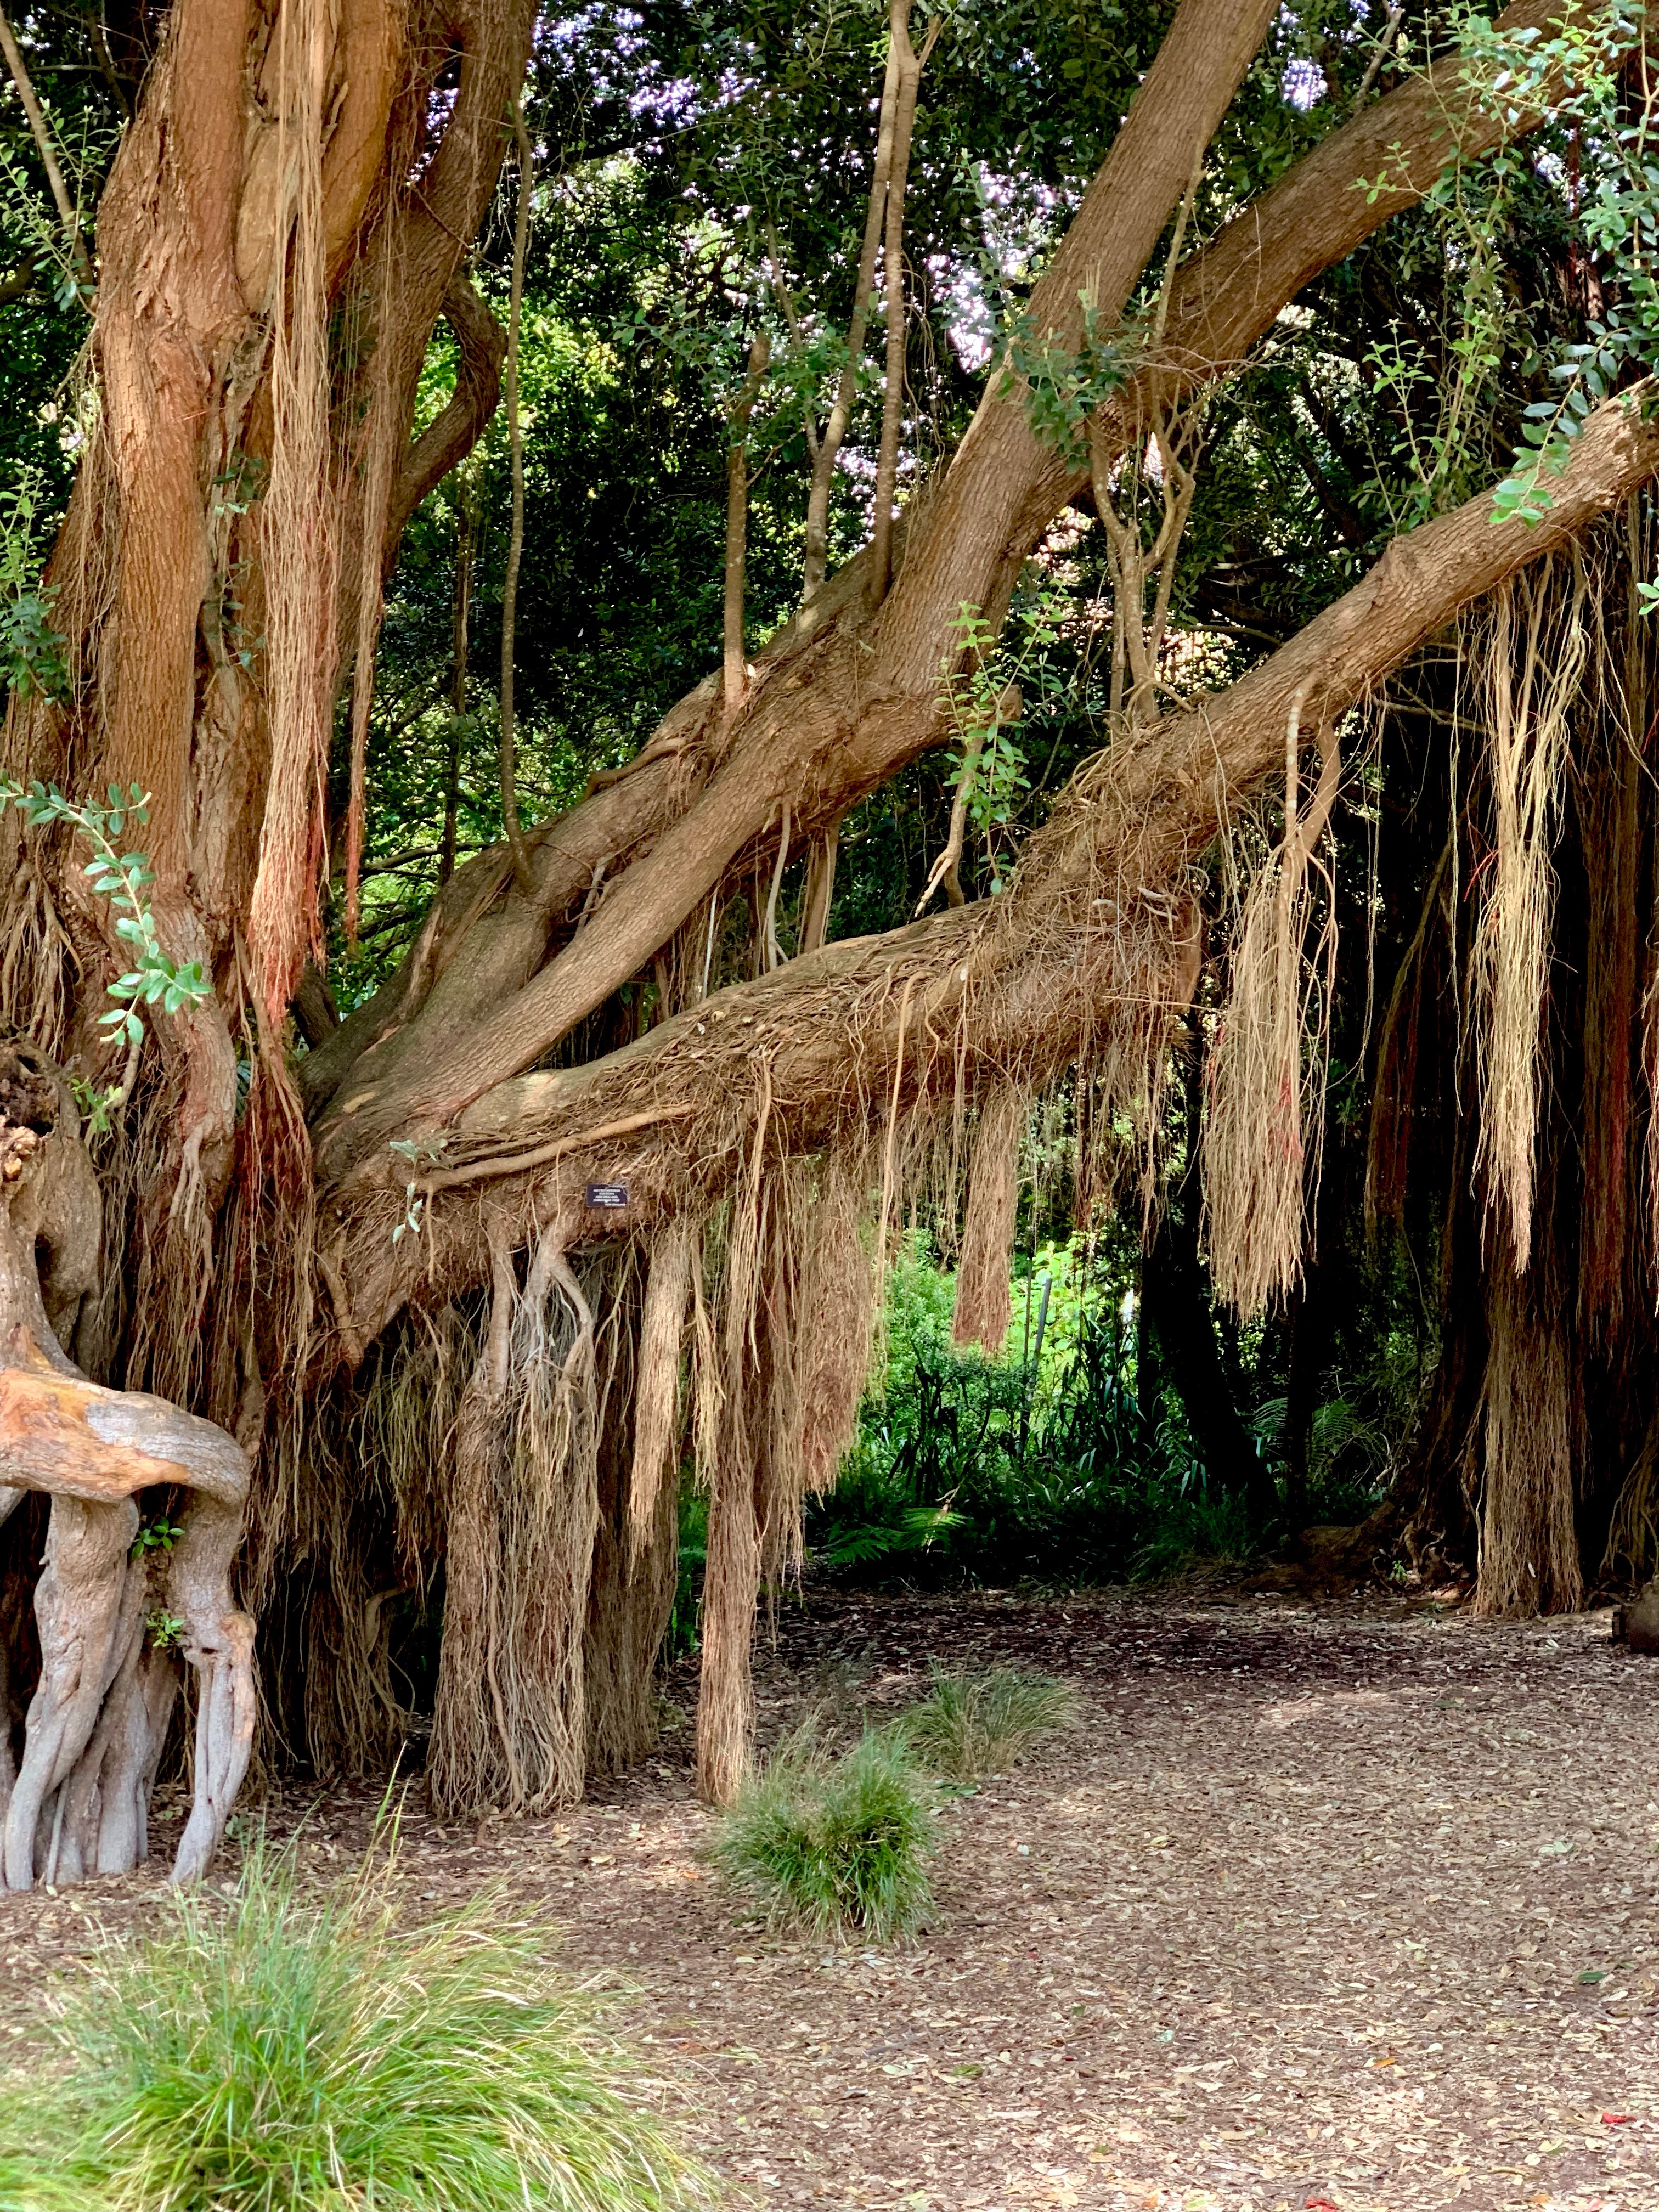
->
0, 0, 1654, 1893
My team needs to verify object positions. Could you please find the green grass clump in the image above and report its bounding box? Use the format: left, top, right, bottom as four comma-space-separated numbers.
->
0, 1836, 706, 2212
0, 2152, 101, 2212
892, 1664, 1076, 1782
714, 1728, 935, 1942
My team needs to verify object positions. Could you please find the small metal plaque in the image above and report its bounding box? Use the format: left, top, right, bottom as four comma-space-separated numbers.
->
585, 1181, 629, 1209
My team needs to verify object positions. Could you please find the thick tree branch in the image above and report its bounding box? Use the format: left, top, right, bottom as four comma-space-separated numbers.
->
314, 0, 1595, 1184
321, 0, 1282, 1163
869, 4, 938, 605
328, 390, 1659, 1353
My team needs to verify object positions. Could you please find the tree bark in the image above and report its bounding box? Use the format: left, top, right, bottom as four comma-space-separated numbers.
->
0, 0, 539, 1871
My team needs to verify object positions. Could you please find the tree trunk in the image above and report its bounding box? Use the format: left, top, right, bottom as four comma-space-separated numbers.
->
0, 0, 534, 1871
318, 389, 1659, 1793
2, 0, 1628, 1833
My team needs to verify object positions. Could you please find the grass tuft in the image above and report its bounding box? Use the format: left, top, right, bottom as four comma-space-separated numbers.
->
713, 1727, 935, 1942
891, 1664, 1076, 1782
0, 1831, 706, 2212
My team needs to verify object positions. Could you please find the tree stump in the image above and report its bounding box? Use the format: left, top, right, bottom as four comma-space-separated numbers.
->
0, 1044, 253, 1888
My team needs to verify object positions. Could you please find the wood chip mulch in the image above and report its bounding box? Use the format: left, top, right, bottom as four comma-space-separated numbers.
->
2, 1584, 1655, 2212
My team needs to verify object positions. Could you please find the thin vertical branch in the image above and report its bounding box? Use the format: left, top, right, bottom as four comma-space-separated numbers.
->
723, 329, 771, 719
765, 222, 818, 470
0, 1, 92, 298
800, 27, 905, 607
442, 481, 476, 887
869, 7, 939, 608
499, 92, 535, 896
343, 257, 399, 950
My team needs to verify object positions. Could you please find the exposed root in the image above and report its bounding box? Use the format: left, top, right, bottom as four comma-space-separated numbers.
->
952, 1084, 1024, 1352
1203, 694, 1341, 1317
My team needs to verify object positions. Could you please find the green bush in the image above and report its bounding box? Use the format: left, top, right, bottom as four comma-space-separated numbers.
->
0, 1836, 706, 2212
804, 1230, 1409, 1588
713, 1728, 935, 1942
891, 1665, 1076, 1782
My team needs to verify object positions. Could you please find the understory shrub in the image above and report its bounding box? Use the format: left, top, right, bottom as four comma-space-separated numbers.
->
713, 1728, 935, 1941
0, 1835, 706, 2212
892, 1665, 1076, 1782
804, 1233, 1404, 1585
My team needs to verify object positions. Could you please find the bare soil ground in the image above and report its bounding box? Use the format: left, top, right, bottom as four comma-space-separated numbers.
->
2, 1585, 1655, 2212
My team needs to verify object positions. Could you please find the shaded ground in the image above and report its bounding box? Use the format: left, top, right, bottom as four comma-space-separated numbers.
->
2, 1585, 1655, 2212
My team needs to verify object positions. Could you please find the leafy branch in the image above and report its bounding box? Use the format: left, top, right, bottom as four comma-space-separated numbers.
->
1492, 318, 1648, 525
0, 778, 212, 1126
0, 472, 67, 700
998, 298, 1128, 467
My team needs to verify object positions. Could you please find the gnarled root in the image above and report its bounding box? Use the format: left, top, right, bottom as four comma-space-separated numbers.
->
168, 1496, 256, 1887
0, 1046, 255, 1891
3, 1493, 138, 1888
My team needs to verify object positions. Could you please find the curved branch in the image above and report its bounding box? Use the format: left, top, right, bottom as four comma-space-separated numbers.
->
323, 0, 1284, 1154
386, 271, 507, 561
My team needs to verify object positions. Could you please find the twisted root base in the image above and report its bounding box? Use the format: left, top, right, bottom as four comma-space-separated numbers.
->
0, 1049, 255, 1891
0, 1490, 256, 1891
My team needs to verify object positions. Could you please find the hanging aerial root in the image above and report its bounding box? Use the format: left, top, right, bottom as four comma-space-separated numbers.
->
952, 1083, 1025, 1352
796, 1149, 878, 1494
427, 1222, 603, 1817
428, 1240, 515, 1817
1203, 692, 1341, 1317
1470, 557, 1589, 1269
499, 1227, 600, 1807
691, 1117, 805, 1803
629, 1218, 693, 1560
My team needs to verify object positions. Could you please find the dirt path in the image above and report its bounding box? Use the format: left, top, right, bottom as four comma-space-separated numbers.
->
2, 1588, 1655, 2212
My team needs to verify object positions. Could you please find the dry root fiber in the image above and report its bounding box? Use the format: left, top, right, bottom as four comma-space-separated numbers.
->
629, 1220, 693, 1560
428, 1226, 603, 1815
952, 1084, 1024, 1353
1203, 694, 1341, 1317
1470, 558, 1589, 1270
692, 1134, 881, 1804
797, 1153, 878, 1492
